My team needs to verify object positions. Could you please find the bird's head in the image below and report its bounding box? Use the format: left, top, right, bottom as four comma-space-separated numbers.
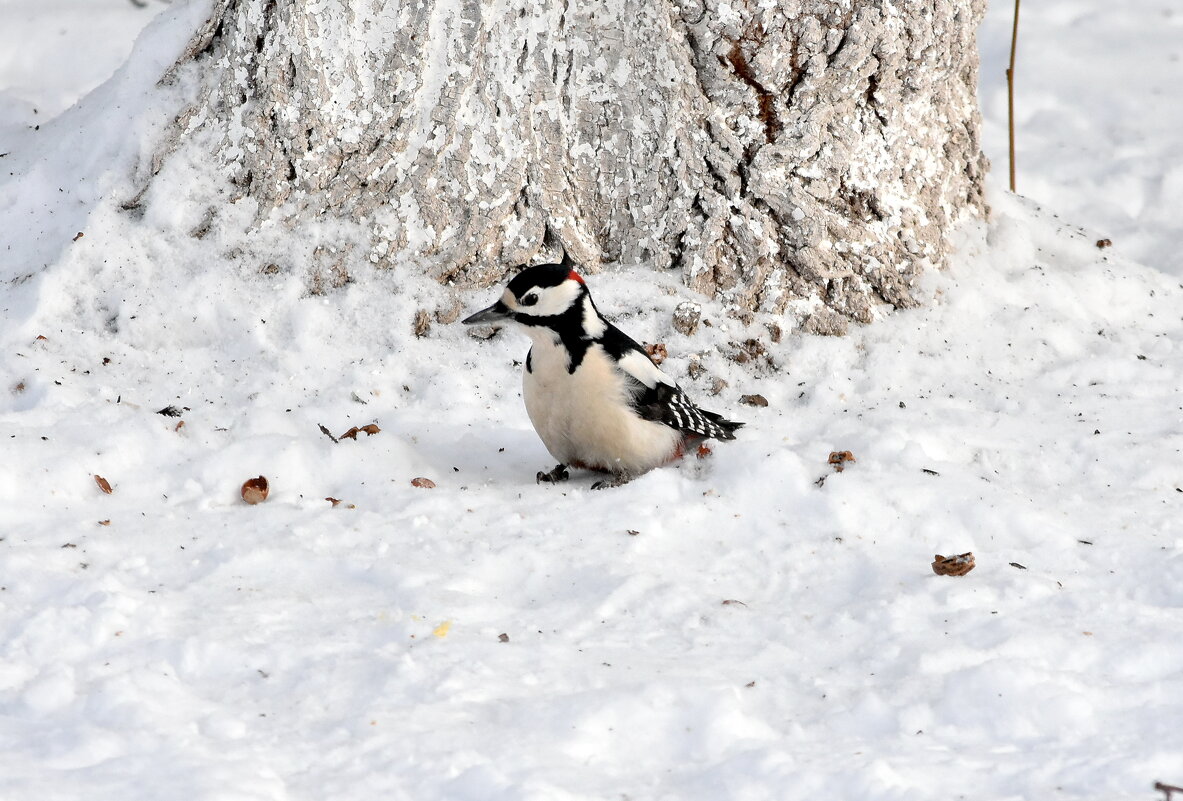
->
462, 262, 589, 328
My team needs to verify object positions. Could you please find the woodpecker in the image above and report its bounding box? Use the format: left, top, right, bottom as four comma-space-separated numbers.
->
462, 257, 742, 487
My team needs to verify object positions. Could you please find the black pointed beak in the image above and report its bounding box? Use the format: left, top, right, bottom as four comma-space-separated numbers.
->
462, 300, 511, 325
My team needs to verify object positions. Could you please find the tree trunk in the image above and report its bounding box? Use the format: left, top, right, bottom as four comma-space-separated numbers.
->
155, 0, 987, 332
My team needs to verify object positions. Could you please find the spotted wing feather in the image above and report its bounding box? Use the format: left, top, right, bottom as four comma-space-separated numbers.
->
600, 325, 743, 441
638, 383, 743, 440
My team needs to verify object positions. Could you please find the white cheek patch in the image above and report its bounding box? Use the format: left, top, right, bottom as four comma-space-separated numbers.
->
501, 288, 517, 310
530, 280, 582, 317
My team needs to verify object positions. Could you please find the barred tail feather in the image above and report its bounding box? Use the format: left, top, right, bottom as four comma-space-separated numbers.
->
659, 386, 743, 441
698, 408, 743, 441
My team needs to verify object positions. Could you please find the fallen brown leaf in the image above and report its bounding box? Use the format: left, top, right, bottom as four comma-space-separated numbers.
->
1096, 238, 1112, 249
413, 309, 432, 338
932, 552, 975, 576
416, 307, 435, 336
98, 520, 111, 526
325, 497, 341, 507
644, 342, 668, 365
411, 477, 436, 489
740, 394, 769, 407
94, 475, 113, 494
241, 476, 270, 505
339, 423, 381, 440
828, 451, 856, 471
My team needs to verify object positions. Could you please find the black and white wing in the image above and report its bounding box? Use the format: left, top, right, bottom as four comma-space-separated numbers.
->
600, 325, 743, 441
638, 381, 743, 440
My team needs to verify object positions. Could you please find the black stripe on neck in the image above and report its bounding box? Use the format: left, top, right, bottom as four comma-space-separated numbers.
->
514, 297, 601, 374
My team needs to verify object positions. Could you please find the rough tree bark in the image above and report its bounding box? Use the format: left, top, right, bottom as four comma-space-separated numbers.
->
154, 0, 987, 331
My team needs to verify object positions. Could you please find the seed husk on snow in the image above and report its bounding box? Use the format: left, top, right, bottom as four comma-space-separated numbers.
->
241, 476, 270, 504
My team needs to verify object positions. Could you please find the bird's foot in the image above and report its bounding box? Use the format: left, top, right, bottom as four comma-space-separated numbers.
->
591, 473, 632, 490
536, 464, 570, 484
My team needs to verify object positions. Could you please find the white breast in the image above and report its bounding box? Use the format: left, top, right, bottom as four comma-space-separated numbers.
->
522, 333, 682, 475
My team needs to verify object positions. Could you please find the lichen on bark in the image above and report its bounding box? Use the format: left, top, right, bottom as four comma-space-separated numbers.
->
152, 0, 988, 329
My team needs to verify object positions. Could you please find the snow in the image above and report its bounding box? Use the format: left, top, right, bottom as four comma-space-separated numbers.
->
978, 0, 1183, 277
1, 1, 1181, 800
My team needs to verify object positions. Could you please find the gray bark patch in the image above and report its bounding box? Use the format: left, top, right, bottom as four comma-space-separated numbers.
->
153, 0, 988, 324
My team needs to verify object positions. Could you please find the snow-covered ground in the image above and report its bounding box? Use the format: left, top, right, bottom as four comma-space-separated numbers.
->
978, 0, 1183, 279
1, 2, 1180, 800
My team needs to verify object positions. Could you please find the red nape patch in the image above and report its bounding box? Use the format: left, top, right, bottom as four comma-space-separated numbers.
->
567, 270, 585, 285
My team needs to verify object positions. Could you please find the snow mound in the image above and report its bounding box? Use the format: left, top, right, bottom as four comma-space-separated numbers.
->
1, 1, 1181, 799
